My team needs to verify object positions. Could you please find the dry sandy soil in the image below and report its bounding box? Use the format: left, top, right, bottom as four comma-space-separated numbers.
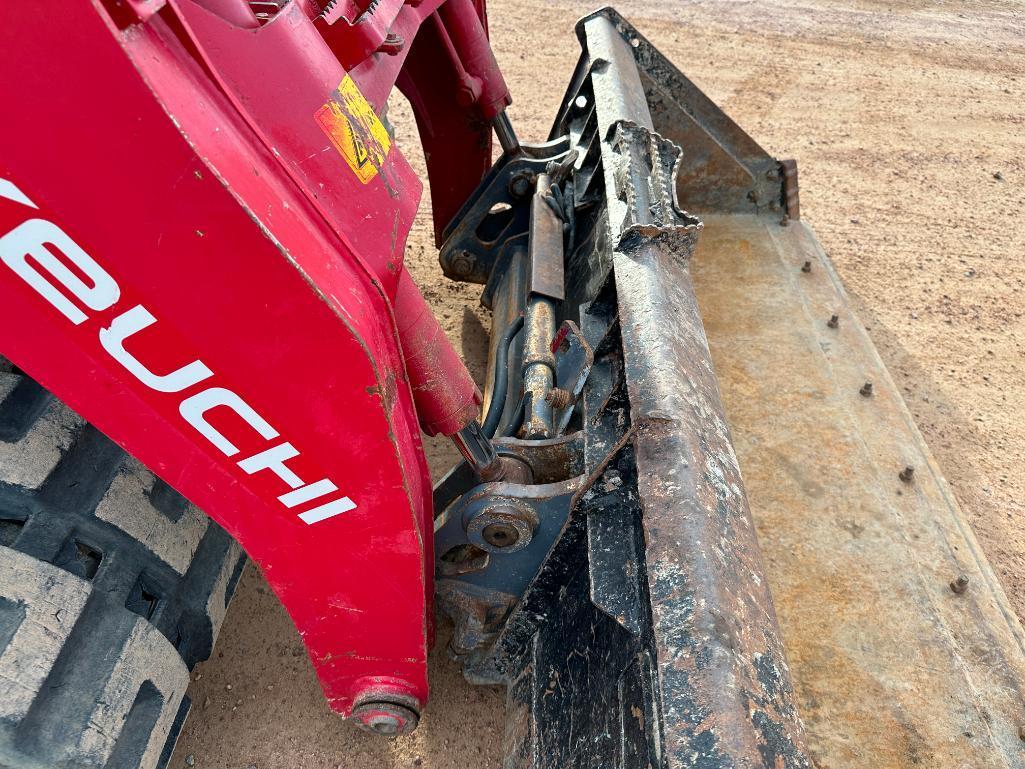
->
171, 1, 1025, 767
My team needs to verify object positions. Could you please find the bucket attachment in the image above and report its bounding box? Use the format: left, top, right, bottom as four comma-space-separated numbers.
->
435, 7, 1025, 768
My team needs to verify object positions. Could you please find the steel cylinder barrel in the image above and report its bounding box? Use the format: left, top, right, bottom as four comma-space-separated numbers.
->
438, 0, 512, 120
521, 296, 556, 438
393, 270, 481, 437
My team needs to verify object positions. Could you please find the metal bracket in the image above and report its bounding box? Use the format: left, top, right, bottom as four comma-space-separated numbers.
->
608, 121, 702, 262
551, 320, 593, 434
435, 478, 580, 594
439, 137, 573, 290
434, 474, 581, 655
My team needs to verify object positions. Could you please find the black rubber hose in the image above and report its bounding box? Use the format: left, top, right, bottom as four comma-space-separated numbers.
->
501, 395, 526, 439
482, 314, 525, 438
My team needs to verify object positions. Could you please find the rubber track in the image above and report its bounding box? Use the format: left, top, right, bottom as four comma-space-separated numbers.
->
0, 363, 245, 769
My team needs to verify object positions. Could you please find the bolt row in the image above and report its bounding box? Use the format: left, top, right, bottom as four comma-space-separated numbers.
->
798, 257, 973, 603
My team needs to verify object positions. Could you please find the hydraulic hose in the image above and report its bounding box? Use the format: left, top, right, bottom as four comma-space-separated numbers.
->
501, 395, 526, 439
482, 314, 524, 438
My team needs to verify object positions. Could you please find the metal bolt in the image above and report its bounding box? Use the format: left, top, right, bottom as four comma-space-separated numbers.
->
449, 250, 474, 279
779, 214, 790, 227
950, 575, 969, 594
827, 314, 839, 329
482, 522, 520, 549
467, 503, 536, 553
456, 81, 479, 107
1018, 723, 1025, 742
377, 33, 405, 55
859, 382, 873, 397
545, 387, 572, 409
899, 466, 915, 483
352, 699, 420, 737
365, 713, 401, 735
801, 260, 812, 273
509, 171, 535, 200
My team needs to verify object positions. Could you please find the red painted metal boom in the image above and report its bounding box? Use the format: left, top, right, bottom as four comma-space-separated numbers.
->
0, 0, 509, 719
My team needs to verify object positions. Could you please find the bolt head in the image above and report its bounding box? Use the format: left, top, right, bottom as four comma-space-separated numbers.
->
465, 502, 536, 553
456, 83, 478, 107
448, 250, 474, 279
352, 700, 420, 737
366, 714, 401, 735
482, 522, 520, 548
950, 575, 969, 594
376, 32, 405, 55
509, 172, 535, 200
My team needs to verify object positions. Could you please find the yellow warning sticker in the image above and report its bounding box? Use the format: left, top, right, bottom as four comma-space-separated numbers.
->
314, 76, 392, 185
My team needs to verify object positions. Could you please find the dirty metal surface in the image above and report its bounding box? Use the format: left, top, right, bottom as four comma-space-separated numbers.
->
439, 139, 572, 287
457, 8, 815, 766
550, 321, 593, 434
611, 242, 811, 769
435, 476, 580, 597
586, 11, 811, 767
442, 5, 1025, 766
527, 175, 567, 302
691, 214, 1025, 768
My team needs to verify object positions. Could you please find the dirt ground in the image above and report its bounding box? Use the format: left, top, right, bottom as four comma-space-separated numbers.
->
171, 1, 1025, 767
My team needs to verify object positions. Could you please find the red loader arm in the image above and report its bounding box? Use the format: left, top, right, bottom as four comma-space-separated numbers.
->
0, 0, 509, 728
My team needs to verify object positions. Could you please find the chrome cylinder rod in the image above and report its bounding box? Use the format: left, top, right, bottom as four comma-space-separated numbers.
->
493, 110, 520, 155
451, 420, 503, 481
